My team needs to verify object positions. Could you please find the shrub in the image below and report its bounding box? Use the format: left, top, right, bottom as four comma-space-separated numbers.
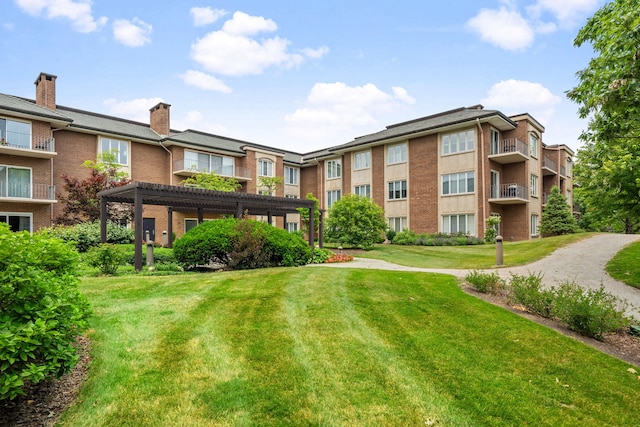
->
0, 223, 91, 400
173, 218, 311, 270
309, 248, 334, 264
325, 195, 386, 250
465, 270, 505, 294
392, 230, 484, 246
39, 220, 134, 252
385, 228, 397, 242
508, 273, 555, 318
392, 229, 418, 245
552, 282, 631, 340
85, 243, 126, 274
122, 245, 176, 266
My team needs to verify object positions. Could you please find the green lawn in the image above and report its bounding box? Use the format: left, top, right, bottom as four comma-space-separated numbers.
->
59, 267, 639, 426
354, 233, 595, 269
607, 239, 640, 288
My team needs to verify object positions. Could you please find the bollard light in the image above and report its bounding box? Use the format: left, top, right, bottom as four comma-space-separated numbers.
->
495, 235, 504, 266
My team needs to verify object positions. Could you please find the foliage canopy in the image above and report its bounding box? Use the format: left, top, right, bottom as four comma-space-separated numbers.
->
325, 194, 386, 249
539, 186, 579, 236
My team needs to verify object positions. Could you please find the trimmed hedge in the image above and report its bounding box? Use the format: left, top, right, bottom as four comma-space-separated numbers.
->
39, 220, 134, 252
173, 218, 311, 270
392, 230, 484, 246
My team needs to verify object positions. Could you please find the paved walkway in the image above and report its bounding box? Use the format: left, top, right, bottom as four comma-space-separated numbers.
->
313, 234, 640, 318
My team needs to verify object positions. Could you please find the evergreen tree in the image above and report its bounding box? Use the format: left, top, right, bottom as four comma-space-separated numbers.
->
325, 194, 386, 249
539, 186, 579, 236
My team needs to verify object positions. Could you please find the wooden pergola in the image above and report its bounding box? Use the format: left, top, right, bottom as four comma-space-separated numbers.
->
98, 182, 319, 271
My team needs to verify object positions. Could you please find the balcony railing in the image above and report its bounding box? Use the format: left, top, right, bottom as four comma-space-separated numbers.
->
490, 183, 529, 200
489, 138, 528, 164
173, 159, 252, 181
542, 156, 557, 174
0, 129, 55, 151
0, 183, 56, 201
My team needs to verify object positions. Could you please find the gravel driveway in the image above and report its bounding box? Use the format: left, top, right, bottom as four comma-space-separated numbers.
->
315, 234, 640, 318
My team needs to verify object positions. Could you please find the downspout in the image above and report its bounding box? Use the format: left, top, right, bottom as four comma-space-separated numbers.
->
476, 119, 486, 234
50, 128, 64, 225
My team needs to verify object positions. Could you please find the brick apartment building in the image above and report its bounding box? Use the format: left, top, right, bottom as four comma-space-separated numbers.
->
0, 72, 573, 242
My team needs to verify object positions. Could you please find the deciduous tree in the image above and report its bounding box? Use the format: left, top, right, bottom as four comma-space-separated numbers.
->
325, 194, 386, 250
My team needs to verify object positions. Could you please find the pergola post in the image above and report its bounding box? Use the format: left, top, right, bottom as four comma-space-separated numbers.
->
167, 207, 173, 248
236, 203, 243, 218
134, 190, 143, 272
197, 207, 203, 224
100, 195, 108, 243
308, 207, 315, 248
319, 210, 325, 248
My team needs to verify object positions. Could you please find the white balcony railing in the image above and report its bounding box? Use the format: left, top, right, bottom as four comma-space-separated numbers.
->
490, 138, 528, 156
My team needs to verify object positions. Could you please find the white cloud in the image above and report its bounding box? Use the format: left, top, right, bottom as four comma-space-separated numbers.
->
15, 0, 107, 33
172, 110, 230, 135
466, 6, 535, 51
481, 79, 561, 124
527, 0, 599, 27
190, 7, 226, 27
103, 97, 163, 123
283, 82, 415, 147
180, 70, 232, 93
113, 17, 152, 47
189, 11, 325, 79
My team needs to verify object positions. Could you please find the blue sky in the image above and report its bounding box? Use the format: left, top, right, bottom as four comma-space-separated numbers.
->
3, 0, 604, 153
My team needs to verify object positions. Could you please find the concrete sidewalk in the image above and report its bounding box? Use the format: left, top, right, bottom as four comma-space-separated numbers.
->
312, 234, 640, 318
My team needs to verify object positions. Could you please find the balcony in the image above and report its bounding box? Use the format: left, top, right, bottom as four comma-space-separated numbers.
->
173, 159, 252, 181
0, 183, 56, 204
542, 157, 557, 176
489, 138, 528, 164
0, 134, 56, 159
489, 183, 529, 204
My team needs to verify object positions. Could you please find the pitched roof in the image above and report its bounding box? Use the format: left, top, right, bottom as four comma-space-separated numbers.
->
0, 93, 72, 125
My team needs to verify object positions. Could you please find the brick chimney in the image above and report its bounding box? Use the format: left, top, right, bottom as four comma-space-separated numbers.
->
34, 72, 57, 110
150, 102, 171, 136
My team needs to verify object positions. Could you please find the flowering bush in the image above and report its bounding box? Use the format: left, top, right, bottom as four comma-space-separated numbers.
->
325, 253, 354, 263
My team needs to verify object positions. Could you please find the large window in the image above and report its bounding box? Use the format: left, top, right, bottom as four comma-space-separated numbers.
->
354, 151, 371, 170
388, 180, 407, 200
0, 165, 31, 198
0, 212, 31, 232
442, 214, 475, 235
100, 137, 129, 165
442, 130, 475, 155
0, 118, 31, 148
258, 159, 274, 177
327, 189, 341, 208
326, 159, 341, 179
529, 133, 538, 158
284, 166, 299, 185
185, 150, 234, 176
387, 143, 407, 164
388, 217, 407, 232
354, 184, 371, 198
531, 214, 539, 236
442, 172, 474, 195
286, 222, 298, 233
530, 174, 539, 197
490, 129, 500, 155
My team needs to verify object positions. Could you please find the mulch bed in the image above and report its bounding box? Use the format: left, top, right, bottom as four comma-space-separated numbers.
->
2, 284, 638, 427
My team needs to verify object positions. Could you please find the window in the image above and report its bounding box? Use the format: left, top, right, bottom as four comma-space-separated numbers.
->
490, 129, 500, 155
258, 159, 274, 177
490, 170, 500, 198
530, 174, 539, 197
442, 214, 475, 235
354, 184, 371, 198
529, 133, 538, 158
0, 118, 31, 148
0, 165, 31, 198
326, 159, 341, 179
284, 166, 299, 185
442, 130, 475, 155
531, 214, 539, 236
184, 150, 235, 176
388, 217, 407, 232
327, 189, 341, 208
442, 172, 474, 195
259, 189, 273, 196
387, 143, 407, 164
100, 137, 128, 165
185, 218, 213, 233
354, 151, 370, 169
388, 180, 407, 200
286, 222, 299, 233
285, 194, 299, 199
0, 212, 31, 232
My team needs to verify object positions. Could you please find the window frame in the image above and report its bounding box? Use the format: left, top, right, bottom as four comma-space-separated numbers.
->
442, 172, 475, 196
327, 189, 341, 208
387, 143, 407, 165
529, 133, 539, 158
286, 222, 299, 233
258, 158, 274, 177
388, 217, 407, 232
442, 214, 475, 235
530, 174, 539, 197
441, 129, 475, 156
388, 180, 407, 200
353, 151, 371, 170
0, 212, 32, 232
531, 214, 539, 236
0, 117, 32, 148
284, 166, 299, 185
326, 159, 341, 179
100, 137, 129, 166
354, 184, 371, 198
0, 164, 32, 198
